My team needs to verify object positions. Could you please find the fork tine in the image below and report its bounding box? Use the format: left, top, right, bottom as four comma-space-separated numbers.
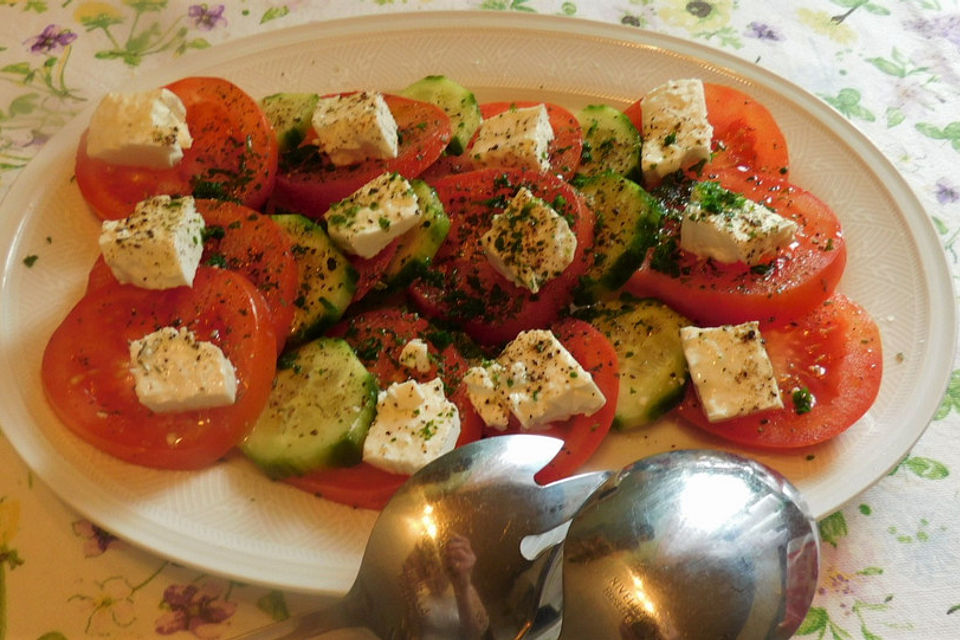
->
537, 469, 614, 526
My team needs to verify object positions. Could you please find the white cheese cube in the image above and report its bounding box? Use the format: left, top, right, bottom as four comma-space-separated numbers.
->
99, 195, 204, 290
471, 104, 554, 172
464, 330, 606, 431
680, 322, 783, 422
499, 330, 606, 429
462, 363, 510, 430
129, 327, 237, 413
363, 378, 461, 475
324, 172, 422, 259
640, 78, 714, 183
680, 181, 799, 265
480, 187, 577, 293
310, 91, 399, 167
398, 338, 432, 374
86, 88, 193, 169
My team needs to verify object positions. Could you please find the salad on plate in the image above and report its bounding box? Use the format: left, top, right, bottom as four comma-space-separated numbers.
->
40, 72, 883, 510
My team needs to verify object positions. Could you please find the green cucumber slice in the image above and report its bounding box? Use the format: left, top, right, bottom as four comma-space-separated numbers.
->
241, 337, 377, 478
271, 213, 357, 347
576, 104, 642, 178
574, 172, 664, 304
261, 92, 319, 153
580, 296, 691, 430
398, 75, 482, 155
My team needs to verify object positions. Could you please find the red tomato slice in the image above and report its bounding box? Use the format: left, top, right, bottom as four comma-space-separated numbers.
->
75, 77, 279, 220
286, 308, 484, 509
622, 82, 789, 180
625, 169, 847, 327
421, 101, 583, 182
41, 267, 277, 469
195, 199, 298, 352
676, 294, 882, 448
465, 318, 619, 484
409, 168, 595, 345
283, 463, 408, 511
348, 238, 400, 303
269, 94, 451, 217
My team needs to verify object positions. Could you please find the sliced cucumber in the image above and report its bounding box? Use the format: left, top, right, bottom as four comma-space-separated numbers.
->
383, 179, 451, 287
576, 104, 642, 178
398, 75, 482, 155
272, 213, 357, 347
261, 92, 319, 153
580, 296, 691, 430
241, 337, 378, 478
573, 172, 664, 304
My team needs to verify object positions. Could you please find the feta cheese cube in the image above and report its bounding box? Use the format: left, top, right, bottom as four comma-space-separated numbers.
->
362, 378, 461, 475
471, 104, 554, 172
99, 195, 204, 290
640, 78, 713, 183
86, 88, 193, 169
129, 327, 237, 413
463, 330, 606, 431
499, 330, 606, 429
680, 322, 783, 422
480, 187, 577, 293
398, 338, 432, 373
462, 363, 510, 430
680, 181, 799, 265
310, 91, 399, 167
324, 172, 422, 259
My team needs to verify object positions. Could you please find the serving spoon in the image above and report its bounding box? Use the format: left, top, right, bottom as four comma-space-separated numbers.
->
235, 434, 610, 640
552, 449, 820, 640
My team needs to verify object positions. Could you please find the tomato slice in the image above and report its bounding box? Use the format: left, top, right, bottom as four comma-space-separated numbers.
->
41, 267, 277, 469
286, 308, 484, 509
283, 463, 408, 511
625, 168, 847, 327
421, 101, 583, 182
349, 238, 400, 303
675, 294, 882, 448
466, 318, 619, 484
195, 199, 298, 352
75, 77, 279, 220
269, 94, 451, 217
622, 82, 789, 180
409, 168, 595, 345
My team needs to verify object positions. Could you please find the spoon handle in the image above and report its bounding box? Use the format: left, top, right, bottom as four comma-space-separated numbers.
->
229, 603, 355, 640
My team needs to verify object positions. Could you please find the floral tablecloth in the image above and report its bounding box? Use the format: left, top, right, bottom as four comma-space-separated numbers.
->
1, 1, 958, 638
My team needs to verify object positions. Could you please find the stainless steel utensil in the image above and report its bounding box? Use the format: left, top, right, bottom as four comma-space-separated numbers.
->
235, 434, 610, 640
554, 449, 820, 640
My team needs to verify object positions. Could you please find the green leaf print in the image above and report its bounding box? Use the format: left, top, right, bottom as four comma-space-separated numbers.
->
480, 0, 537, 11
261, 6, 290, 24
77, 0, 221, 67
916, 121, 960, 151
935, 370, 960, 419
820, 88, 876, 122
257, 590, 290, 621
885, 106, 905, 128
902, 456, 950, 479
867, 47, 930, 78
818, 511, 849, 548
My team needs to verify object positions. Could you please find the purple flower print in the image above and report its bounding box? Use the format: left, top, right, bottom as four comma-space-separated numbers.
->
906, 14, 960, 48
745, 21, 783, 41
189, 4, 227, 31
936, 178, 959, 205
156, 581, 237, 638
25, 24, 77, 55
72, 519, 120, 557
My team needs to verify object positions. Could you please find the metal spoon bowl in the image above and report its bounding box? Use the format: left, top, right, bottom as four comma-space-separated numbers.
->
555, 449, 820, 640
236, 434, 609, 640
